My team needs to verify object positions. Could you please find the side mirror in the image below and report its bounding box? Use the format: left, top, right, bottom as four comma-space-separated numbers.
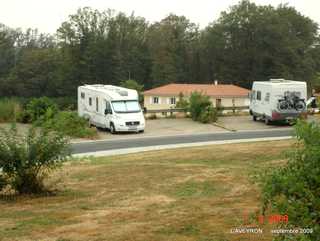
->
105, 109, 112, 115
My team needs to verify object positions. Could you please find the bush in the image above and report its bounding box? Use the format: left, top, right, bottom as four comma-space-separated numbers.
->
199, 105, 217, 123
0, 98, 22, 122
260, 120, 320, 240
16, 110, 32, 123
189, 92, 217, 123
0, 124, 70, 194
176, 92, 189, 110
147, 114, 157, 120
52, 97, 77, 110
26, 97, 58, 124
43, 111, 97, 138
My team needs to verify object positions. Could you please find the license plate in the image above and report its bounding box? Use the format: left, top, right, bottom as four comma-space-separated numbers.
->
129, 127, 137, 131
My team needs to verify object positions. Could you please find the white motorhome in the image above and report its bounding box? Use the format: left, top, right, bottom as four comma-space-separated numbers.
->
249, 79, 307, 124
78, 85, 145, 133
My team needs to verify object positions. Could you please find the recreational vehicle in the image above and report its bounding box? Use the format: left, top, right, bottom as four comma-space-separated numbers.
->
249, 79, 307, 124
78, 85, 145, 133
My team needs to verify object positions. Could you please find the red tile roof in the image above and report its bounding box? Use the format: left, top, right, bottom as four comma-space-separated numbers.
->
144, 83, 250, 97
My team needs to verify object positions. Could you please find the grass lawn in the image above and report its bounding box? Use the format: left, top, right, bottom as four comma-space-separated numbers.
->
0, 140, 293, 241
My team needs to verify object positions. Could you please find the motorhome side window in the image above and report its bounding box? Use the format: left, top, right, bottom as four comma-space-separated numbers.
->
89, 97, 92, 106
256, 91, 262, 101
96, 97, 99, 112
81, 92, 85, 99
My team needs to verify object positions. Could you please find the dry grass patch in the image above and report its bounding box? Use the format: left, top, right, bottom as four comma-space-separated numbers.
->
0, 140, 293, 241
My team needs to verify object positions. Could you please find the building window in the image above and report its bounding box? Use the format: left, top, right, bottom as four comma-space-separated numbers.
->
96, 97, 99, 112
170, 97, 176, 105
153, 97, 159, 104
89, 97, 92, 106
81, 92, 85, 99
257, 91, 262, 101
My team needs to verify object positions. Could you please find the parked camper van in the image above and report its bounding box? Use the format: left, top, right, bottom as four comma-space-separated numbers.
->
249, 79, 307, 124
78, 85, 145, 133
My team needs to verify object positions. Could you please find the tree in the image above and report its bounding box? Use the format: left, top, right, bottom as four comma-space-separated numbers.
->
120, 79, 144, 102
57, 8, 152, 90
201, 0, 319, 88
147, 14, 200, 86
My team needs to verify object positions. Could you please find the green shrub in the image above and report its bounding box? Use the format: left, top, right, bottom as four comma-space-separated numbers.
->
148, 114, 157, 120
260, 120, 320, 240
43, 111, 97, 138
176, 92, 189, 110
0, 124, 70, 194
52, 97, 77, 110
199, 105, 217, 123
189, 92, 217, 123
16, 110, 32, 123
0, 98, 22, 122
26, 97, 58, 123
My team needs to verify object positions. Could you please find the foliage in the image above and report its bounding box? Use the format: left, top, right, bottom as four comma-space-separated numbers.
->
120, 79, 144, 102
43, 111, 97, 138
189, 92, 217, 123
199, 105, 218, 123
260, 120, 320, 240
51, 97, 77, 111
176, 92, 189, 110
147, 114, 157, 120
0, 2, 319, 97
0, 98, 22, 122
201, 0, 319, 87
0, 124, 70, 194
26, 97, 58, 123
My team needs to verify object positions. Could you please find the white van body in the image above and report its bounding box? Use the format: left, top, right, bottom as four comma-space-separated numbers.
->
78, 85, 145, 133
249, 79, 307, 123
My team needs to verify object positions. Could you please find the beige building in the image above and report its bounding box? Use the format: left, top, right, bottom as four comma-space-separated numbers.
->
143, 83, 250, 110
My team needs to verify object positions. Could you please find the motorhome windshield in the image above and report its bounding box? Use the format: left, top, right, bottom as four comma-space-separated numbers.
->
112, 100, 141, 113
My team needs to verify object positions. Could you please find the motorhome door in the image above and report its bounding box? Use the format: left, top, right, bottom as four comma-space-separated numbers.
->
105, 100, 112, 128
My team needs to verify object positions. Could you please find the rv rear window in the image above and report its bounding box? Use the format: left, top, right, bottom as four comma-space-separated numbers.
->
257, 91, 261, 101
81, 92, 85, 99
265, 93, 270, 102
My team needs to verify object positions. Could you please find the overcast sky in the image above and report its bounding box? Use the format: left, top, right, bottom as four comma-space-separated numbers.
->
1, 0, 319, 33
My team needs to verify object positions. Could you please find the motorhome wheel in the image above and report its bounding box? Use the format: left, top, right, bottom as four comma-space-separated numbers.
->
110, 123, 116, 134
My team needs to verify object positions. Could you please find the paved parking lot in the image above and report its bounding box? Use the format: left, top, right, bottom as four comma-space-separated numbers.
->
217, 115, 290, 131
93, 118, 227, 141
2, 115, 318, 142
88, 115, 308, 141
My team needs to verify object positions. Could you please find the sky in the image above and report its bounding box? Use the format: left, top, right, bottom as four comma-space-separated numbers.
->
1, 0, 319, 33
